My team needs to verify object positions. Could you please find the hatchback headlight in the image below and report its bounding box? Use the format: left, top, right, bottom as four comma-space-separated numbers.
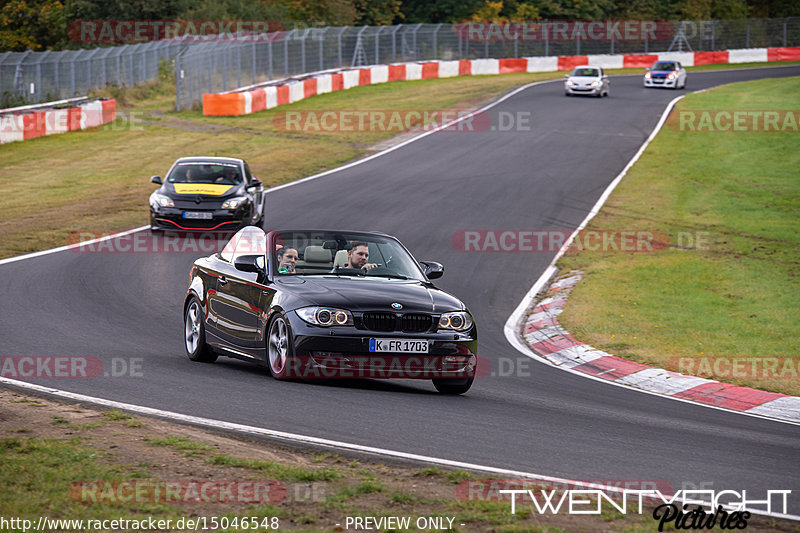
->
296, 307, 353, 327
150, 192, 174, 208
645, 72, 652, 79
590, 80, 601, 87
566, 80, 575, 86
222, 197, 248, 209
438, 311, 473, 332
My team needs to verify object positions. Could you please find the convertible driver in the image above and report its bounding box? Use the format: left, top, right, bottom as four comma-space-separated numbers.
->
345, 241, 377, 270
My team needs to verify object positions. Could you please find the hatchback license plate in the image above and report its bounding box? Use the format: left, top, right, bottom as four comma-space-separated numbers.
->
183, 211, 213, 220
369, 339, 429, 353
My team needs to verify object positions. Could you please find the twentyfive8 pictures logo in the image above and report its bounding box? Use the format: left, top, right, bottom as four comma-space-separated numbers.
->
460, 481, 791, 531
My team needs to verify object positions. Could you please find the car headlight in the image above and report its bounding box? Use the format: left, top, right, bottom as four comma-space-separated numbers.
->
150, 192, 174, 208
590, 80, 600, 87
221, 197, 248, 209
438, 311, 473, 332
296, 307, 353, 327
645, 72, 652, 79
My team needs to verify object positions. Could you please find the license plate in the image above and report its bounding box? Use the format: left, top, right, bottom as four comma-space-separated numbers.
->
369, 339, 429, 353
183, 211, 213, 220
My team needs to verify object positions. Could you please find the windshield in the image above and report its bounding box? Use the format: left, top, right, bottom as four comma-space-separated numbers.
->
572, 68, 599, 77
273, 231, 426, 281
652, 62, 676, 71
167, 162, 243, 185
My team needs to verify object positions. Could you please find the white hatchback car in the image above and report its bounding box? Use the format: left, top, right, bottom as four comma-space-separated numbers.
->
564, 66, 610, 97
644, 60, 687, 89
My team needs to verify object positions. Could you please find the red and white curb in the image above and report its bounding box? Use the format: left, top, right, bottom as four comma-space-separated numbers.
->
522, 272, 800, 424
202, 46, 800, 116
0, 98, 116, 145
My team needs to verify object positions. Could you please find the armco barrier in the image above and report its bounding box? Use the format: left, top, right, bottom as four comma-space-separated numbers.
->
203, 47, 800, 117
0, 98, 116, 145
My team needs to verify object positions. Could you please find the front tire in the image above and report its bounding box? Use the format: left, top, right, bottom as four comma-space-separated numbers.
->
185, 297, 217, 363
432, 377, 474, 395
267, 312, 294, 379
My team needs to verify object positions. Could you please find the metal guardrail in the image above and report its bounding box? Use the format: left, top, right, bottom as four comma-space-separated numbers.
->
175, 18, 800, 110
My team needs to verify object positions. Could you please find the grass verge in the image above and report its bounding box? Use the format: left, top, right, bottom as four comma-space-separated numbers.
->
556, 75, 800, 396
3, 388, 796, 532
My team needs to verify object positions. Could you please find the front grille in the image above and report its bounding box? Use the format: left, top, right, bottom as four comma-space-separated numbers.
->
362, 312, 396, 332
361, 312, 433, 332
401, 314, 432, 333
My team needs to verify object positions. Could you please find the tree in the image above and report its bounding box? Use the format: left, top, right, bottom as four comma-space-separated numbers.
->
0, 0, 66, 51
401, 0, 485, 23
353, 0, 403, 25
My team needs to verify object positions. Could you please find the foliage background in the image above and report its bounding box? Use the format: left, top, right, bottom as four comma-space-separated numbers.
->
1, 0, 798, 52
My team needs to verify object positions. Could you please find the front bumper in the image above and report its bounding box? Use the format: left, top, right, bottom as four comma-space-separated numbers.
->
565, 85, 602, 96
284, 313, 478, 379
150, 208, 247, 231
644, 77, 678, 88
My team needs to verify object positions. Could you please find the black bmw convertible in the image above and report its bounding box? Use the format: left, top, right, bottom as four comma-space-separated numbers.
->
183, 227, 477, 394
149, 156, 264, 231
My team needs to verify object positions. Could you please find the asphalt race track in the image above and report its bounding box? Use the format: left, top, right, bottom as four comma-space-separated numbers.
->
2, 65, 799, 514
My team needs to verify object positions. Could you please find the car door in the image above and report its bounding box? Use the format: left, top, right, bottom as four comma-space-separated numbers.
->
211, 227, 268, 356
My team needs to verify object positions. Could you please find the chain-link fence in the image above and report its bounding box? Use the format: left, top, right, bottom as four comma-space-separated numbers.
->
175, 17, 800, 110
2, 17, 798, 110
0, 41, 184, 107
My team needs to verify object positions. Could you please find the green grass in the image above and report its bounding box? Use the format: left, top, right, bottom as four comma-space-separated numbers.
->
557, 76, 800, 395
0, 437, 177, 520
103, 409, 144, 427
143, 435, 212, 457
208, 454, 342, 482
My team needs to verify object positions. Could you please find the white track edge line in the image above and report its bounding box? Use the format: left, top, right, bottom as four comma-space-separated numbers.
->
502, 94, 800, 428
2, 376, 797, 521
0, 226, 150, 266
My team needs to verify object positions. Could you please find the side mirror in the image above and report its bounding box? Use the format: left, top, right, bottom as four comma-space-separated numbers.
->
420, 261, 444, 280
646, 67, 651, 71
234, 254, 264, 274
564, 74, 569, 78
150, 175, 162, 185
248, 178, 262, 189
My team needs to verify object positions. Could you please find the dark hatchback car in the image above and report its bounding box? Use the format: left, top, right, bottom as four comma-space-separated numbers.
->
149, 156, 264, 231
183, 227, 477, 394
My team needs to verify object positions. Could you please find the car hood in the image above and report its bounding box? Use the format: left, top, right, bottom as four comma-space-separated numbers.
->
277, 276, 465, 313
650, 70, 675, 77
162, 183, 244, 199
